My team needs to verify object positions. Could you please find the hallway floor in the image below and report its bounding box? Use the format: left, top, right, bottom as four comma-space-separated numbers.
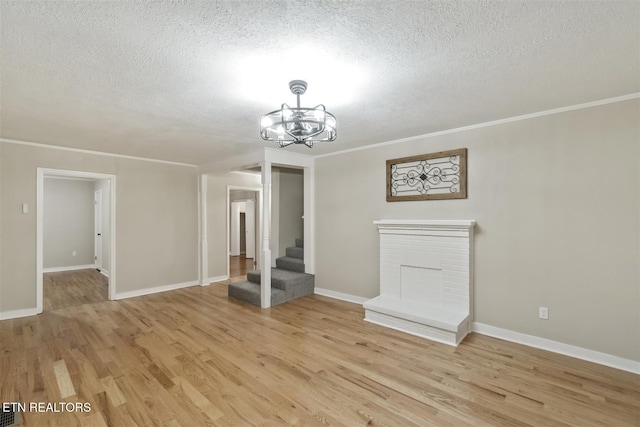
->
44, 268, 108, 311
230, 254, 254, 279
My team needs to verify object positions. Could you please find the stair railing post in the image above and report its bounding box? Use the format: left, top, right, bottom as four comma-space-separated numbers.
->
260, 161, 272, 308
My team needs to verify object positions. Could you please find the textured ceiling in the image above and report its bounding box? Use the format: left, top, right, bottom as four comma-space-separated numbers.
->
1, 1, 638, 165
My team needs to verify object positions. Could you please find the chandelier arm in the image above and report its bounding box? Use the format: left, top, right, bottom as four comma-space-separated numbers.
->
278, 140, 295, 148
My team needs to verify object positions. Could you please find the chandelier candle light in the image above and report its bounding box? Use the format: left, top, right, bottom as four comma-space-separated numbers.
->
260, 80, 336, 148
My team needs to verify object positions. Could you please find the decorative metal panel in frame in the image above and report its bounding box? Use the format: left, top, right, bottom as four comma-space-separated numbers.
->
386, 148, 467, 201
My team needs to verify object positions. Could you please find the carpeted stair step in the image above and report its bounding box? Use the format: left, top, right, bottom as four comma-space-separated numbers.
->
276, 256, 305, 273
285, 246, 304, 259
248, 268, 314, 291
228, 237, 312, 307
228, 277, 313, 307
228, 281, 289, 307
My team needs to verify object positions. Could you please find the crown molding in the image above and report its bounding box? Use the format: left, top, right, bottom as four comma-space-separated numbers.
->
315, 93, 640, 159
0, 138, 197, 168
3, 93, 637, 165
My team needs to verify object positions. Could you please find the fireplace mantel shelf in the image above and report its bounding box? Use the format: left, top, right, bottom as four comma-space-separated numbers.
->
373, 219, 476, 228
364, 219, 476, 346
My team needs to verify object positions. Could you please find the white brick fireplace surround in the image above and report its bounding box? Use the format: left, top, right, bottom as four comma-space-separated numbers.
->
364, 220, 476, 346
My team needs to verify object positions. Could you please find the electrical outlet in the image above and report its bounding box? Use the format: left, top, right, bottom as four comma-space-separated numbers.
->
72, 251, 77, 257
539, 306, 549, 320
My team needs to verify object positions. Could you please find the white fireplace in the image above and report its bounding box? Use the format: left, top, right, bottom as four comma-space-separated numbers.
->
364, 220, 476, 346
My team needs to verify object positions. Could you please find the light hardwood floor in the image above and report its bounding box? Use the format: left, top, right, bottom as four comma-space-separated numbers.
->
44, 269, 108, 311
2, 277, 638, 426
229, 255, 255, 279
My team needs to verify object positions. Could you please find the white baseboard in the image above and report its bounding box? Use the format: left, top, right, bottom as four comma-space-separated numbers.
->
99, 269, 109, 278
312, 289, 640, 374
0, 307, 40, 320
43, 264, 95, 273
202, 275, 229, 286
115, 280, 199, 300
314, 287, 368, 304
473, 322, 640, 375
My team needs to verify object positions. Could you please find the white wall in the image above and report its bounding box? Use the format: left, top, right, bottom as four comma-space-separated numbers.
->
95, 178, 111, 274
43, 178, 95, 268
0, 142, 199, 312
230, 190, 256, 202
314, 99, 639, 361
277, 167, 304, 255
0, 144, 3, 302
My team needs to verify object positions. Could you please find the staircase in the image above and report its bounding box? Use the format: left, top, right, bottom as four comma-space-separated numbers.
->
228, 238, 314, 307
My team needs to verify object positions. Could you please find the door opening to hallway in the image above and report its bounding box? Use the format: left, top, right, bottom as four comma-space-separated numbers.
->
229, 255, 254, 279
229, 190, 258, 279
38, 170, 115, 312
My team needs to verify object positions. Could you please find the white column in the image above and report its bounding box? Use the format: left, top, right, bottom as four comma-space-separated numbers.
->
303, 164, 314, 274
260, 161, 272, 308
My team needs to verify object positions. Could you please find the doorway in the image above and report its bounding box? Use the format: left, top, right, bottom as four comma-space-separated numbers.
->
36, 168, 116, 313
230, 199, 256, 258
94, 189, 103, 271
228, 188, 260, 279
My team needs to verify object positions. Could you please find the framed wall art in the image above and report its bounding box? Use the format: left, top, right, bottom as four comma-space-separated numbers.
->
386, 148, 467, 202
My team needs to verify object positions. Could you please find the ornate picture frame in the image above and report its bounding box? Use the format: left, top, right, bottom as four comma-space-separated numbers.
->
386, 148, 467, 202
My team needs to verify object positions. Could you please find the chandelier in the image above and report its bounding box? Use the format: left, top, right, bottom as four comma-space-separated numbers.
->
260, 80, 336, 148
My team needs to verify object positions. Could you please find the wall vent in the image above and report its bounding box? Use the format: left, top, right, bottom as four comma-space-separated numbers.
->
0, 409, 22, 427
